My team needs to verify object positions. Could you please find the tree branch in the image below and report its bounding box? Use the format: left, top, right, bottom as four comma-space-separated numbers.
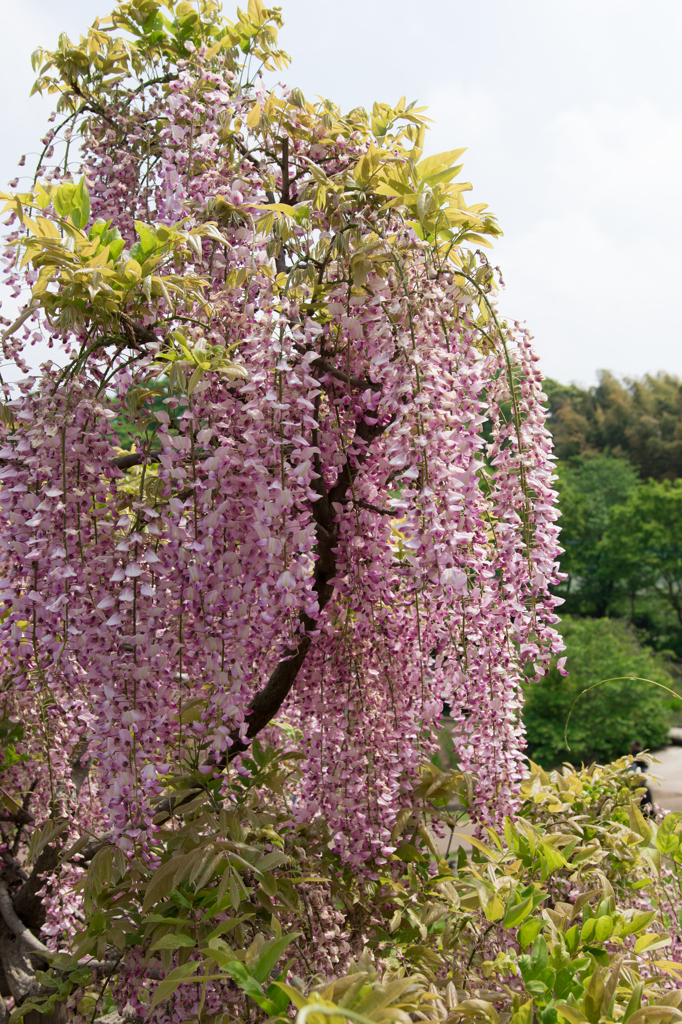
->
0, 883, 48, 955
118, 314, 158, 349
227, 414, 391, 752
311, 357, 379, 391
12, 846, 60, 934
110, 448, 216, 472
353, 499, 397, 516
154, 413, 392, 821
281, 136, 290, 205
0, 853, 28, 884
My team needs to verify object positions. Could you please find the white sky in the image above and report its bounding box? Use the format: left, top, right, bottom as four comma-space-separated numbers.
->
1, 0, 681, 387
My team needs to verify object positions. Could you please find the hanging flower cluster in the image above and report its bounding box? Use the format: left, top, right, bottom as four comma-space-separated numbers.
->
0, 0, 563, 1010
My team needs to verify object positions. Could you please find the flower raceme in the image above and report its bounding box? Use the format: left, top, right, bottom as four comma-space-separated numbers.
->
0, 0, 564, 880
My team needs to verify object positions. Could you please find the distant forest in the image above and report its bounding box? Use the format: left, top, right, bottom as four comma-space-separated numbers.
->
520, 372, 682, 765
543, 371, 682, 654
545, 371, 682, 481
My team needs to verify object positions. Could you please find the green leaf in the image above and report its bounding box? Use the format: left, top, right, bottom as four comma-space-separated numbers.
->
89, 219, 108, 239
530, 935, 548, 974
223, 959, 271, 1007
594, 915, 613, 942
518, 918, 542, 950
656, 813, 682, 856
620, 910, 657, 937
565, 924, 580, 953
634, 933, 671, 954
416, 149, 466, 180
109, 238, 126, 260
393, 842, 424, 862
556, 1005, 588, 1024
272, 981, 308, 1012
503, 895, 533, 930
150, 933, 196, 951
70, 177, 90, 229
150, 961, 200, 1011
623, 981, 644, 1022
629, 799, 653, 844
423, 166, 465, 187
135, 221, 157, 255
264, 973, 292, 1015
53, 182, 77, 218
582, 967, 604, 1024
583, 947, 609, 967
511, 1000, 534, 1024
251, 933, 299, 984
124, 259, 143, 282
538, 840, 567, 876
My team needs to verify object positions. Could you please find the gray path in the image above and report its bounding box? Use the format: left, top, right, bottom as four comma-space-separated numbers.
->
648, 746, 682, 813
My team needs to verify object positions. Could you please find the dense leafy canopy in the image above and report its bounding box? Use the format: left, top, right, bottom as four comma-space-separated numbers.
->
523, 617, 672, 769
550, 451, 682, 659
601, 481, 682, 631
545, 372, 682, 481
552, 457, 639, 617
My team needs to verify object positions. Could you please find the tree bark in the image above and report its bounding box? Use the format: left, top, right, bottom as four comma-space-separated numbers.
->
227, 413, 390, 752
12, 846, 59, 934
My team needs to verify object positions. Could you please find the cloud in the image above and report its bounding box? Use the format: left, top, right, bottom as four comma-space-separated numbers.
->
493, 101, 682, 383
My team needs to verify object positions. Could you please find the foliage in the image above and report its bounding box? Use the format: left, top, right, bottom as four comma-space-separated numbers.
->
0, 0, 563, 1017
544, 372, 682, 482
600, 480, 682, 632
523, 618, 673, 768
553, 456, 639, 617
552, 459, 682, 656
12, 746, 682, 1023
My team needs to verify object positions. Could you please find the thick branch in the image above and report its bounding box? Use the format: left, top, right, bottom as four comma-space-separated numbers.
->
281, 136, 290, 205
354, 499, 397, 517
226, 415, 391, 752
0, 853, 28, 884
151, 414, 392, 823
12, 846, 59, 933
70, 739, 92, 797
110, 451, 161, 471
110, 448, 216, 472
0, 883, 48, 955
227, 632, 313, 756
119, 314, 159, 349
311, 357, 379, 391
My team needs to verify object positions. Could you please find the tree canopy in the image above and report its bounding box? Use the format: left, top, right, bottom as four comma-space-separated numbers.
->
552, 455, 638, 616
545, 371, 682, 480
523, 616, 672, 768
0, 0, 562, 1016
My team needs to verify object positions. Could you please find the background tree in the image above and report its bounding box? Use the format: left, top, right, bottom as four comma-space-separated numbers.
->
601, 480, 682, 630
553, 454, 638, 616
545, 371, 682, 480
523, 616, 672, 767
0, 0, 562, 1017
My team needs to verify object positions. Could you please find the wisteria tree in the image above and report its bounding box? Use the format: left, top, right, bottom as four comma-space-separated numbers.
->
0, 0, 563, 1019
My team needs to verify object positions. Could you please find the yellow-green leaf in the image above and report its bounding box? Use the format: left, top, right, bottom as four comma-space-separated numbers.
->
150, 933, 196, 951
416, 149, 466, 180
634, 933, 671, 954
150, 961, 200, 1011
246, 102, 262, 127
124, 259, 142, 282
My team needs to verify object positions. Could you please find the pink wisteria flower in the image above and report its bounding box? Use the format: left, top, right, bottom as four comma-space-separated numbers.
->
0, 0, 565, 1015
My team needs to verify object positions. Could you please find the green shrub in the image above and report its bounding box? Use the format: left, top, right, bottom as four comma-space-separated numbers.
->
21, 744, 682, 1023
523, 616, 673, 767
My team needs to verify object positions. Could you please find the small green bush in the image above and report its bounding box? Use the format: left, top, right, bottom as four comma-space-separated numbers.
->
523, 615, 673, 767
